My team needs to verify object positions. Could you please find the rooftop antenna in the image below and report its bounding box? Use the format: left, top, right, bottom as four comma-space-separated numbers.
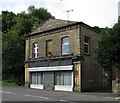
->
64, 10, 73, 24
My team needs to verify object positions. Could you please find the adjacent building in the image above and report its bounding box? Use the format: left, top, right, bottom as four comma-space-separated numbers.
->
25, 19, 103, 92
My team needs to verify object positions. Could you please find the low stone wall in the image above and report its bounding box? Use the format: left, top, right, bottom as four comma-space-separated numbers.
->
112, 80, 120, 95
118, 83, 120, 95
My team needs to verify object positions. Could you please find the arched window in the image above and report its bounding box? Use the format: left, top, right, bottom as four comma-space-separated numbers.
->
61, 37, 69, 55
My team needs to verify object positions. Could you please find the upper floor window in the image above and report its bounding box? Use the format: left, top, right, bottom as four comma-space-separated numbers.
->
33, 43, 38, 58
84, 36, 90, 54
62, 37, 69, 55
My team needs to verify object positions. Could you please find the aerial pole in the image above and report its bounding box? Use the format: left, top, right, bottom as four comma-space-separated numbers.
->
60, 0, 73, 24
64, 10, 73, 24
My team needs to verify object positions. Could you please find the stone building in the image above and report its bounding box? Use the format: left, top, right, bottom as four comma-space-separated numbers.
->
112, 67, 120, 95
25, 19, 103, 92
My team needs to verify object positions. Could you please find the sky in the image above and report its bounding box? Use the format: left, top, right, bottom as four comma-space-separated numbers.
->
0, 0, 119, 28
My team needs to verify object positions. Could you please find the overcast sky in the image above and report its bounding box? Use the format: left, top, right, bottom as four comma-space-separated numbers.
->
0, 0, 119, 28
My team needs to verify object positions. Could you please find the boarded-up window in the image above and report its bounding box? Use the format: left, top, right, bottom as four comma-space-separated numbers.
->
46, 40, 53, 57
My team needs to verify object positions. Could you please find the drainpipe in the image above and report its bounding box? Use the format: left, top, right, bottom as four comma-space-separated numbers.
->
28, 33, 30, 87
79, 24, 81, 57
29, 34, 30, 62
79, 24, 82, 91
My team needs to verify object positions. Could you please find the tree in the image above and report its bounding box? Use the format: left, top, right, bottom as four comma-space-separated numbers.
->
2, 31, 25, 80
95, 18, 120, 89
2, 11, 16, 33
95, 18, 120, 84
95, 20, 120, 69
0, 15, 2, 79
2, 5, 55, 82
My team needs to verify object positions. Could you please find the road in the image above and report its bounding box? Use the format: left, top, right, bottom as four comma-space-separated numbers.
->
1, 86, 120, 102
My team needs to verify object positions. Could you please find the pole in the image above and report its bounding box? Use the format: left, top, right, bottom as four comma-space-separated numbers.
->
64, 10, 73, 24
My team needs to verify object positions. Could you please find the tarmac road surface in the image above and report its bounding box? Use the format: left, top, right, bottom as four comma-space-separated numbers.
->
1, 86, 120, 103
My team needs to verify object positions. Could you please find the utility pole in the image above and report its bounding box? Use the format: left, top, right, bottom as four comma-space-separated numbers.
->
119, 1, 120, 17
64, 10, 73, 24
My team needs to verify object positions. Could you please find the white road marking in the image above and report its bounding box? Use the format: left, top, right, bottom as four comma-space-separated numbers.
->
1, 90, 49, 100
105, 97, 114, 99
115, 97, 120, 100
60, 100, 76, 103
60, 100, 65, 101
32, 95, 49, 99
24, 94, 31, 97
1, 91, 11, 94
0, 91, 16, 94
24, 94, 49, 100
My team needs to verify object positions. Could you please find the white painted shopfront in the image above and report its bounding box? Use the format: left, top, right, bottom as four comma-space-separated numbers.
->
28, 65, 73, 92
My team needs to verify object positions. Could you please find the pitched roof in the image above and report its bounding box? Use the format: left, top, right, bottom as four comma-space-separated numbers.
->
30, 19, 78, 35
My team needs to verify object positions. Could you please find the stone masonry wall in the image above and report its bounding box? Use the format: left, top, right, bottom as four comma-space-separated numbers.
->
25, 23, 102, 91
112, 69, 120, 95
25, 25, 80, 61
112, 80, 120, 95
80, 25, 102, 91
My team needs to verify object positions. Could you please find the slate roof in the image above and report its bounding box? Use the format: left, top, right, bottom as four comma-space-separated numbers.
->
30, 19, 78, 35
28, 19, 100, 36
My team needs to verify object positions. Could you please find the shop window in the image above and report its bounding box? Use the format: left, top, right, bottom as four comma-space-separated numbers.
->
55, 71, 72, 86
31, 72, 43, 84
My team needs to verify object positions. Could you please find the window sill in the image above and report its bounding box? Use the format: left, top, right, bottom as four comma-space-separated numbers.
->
62, 53, 69, 56
54, 85, 73, 92
30, 84, 43, 89
33, 57, 39, 59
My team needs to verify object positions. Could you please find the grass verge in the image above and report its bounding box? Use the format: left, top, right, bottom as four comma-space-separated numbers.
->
0, 80, 17, 86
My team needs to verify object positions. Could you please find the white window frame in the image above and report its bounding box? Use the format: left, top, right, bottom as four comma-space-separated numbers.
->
33, 43, 38, 58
